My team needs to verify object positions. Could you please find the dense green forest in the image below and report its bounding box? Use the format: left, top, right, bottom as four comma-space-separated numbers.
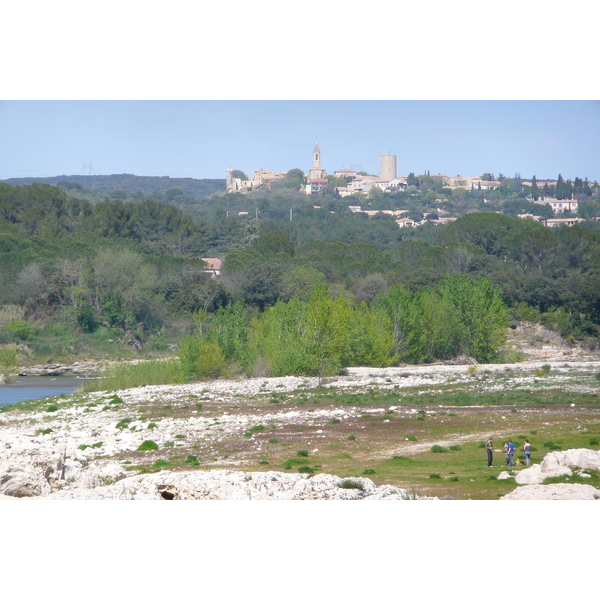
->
1, 177, 599, 376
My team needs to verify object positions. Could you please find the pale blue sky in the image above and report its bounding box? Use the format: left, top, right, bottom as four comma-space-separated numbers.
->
1, 100, 599, 183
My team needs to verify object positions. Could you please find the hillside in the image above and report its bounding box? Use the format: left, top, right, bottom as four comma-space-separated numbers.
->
3, 174, 225, 198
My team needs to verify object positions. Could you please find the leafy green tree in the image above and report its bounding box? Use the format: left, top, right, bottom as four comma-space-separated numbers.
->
253, 230, 294, 257
280, 266, 326, 301
204, 302, 254, 369
440, 274, 509, 362
343, 302, 397, 366
255, 283, 350, 377
283, 168, 305, 189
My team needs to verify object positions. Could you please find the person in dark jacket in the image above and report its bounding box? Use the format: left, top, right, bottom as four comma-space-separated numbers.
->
486, 438, 494, 467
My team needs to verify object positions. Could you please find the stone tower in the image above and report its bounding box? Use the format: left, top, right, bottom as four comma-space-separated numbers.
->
380, 154, 397, 180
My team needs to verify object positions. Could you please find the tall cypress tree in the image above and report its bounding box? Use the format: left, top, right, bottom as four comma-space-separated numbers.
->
556, 174, 565, 199
531, 175, 540, 200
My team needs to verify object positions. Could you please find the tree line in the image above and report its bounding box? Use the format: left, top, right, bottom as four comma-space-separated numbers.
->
1, 182, 599, 368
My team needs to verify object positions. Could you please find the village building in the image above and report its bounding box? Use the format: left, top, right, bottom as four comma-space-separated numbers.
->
201, 258, 222, 277
334, 168, 357, 179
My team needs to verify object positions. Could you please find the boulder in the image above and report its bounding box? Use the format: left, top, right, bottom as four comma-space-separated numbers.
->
515, 464, 572, 485
501, 483, 600, 500
540, 448, 600, 472
515, 448, 600, 485
0, 467, 52, 497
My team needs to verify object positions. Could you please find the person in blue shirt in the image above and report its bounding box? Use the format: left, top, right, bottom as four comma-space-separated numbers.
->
507, 440, 515, 466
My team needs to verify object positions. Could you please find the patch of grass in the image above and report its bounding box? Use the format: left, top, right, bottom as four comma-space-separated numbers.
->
347, 435, 356, 440
83, 358, 185, 393
449, 445, 462, 451
244, 424, 267, 437
429, 473, 441, 479
108, 395, 124, 404
362, 469, 376, 475
406, 435, 418, 441
337, 479, 365, 491
297, 450, 310, 457
37, 428, 53, 435
147, 422, 158, 429
115, 418, 132, 430
542, 441, 562, 450
268, 438, 278, 443
283, 458, 309, 468
45, 405, 59, 412
153, 459, 171, 469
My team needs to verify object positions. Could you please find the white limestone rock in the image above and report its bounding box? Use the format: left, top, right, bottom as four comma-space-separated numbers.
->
515, 448, 600, 485
541, 448, 600, 472
501, 483, 600, 500
0, 466, 52, 497
515, 464, 572, 485
22, 470, 436, 501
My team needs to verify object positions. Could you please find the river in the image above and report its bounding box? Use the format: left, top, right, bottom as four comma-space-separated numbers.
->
0, 376, 86, 406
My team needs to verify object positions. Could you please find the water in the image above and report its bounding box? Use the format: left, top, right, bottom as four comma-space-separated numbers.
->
0, 376, 85, 406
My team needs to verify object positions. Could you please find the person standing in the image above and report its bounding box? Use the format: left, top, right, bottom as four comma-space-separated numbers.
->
524, 439, 531, 465
508, 439, 515, 466
503, 442, 510, 466
486, 438, 494, 467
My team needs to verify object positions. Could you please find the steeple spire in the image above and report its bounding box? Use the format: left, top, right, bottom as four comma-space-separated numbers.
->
313, 138, 321, 168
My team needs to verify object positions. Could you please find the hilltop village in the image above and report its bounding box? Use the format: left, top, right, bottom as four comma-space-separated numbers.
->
226, 140, 592, 230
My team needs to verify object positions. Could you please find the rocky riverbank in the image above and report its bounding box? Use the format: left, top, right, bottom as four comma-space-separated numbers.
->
1, 359, 600, 500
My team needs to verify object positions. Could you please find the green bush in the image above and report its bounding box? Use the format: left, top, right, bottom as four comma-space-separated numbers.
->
298, 466, 314, 474
45, 405, 59, 412
195, 342, 230, 380
4, 320, 36, 341
137, 440, 159, 451
430, 445, 447, 453
429, 473, 441, 479
115, 418, 132, 430
297, 450, 309, 457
